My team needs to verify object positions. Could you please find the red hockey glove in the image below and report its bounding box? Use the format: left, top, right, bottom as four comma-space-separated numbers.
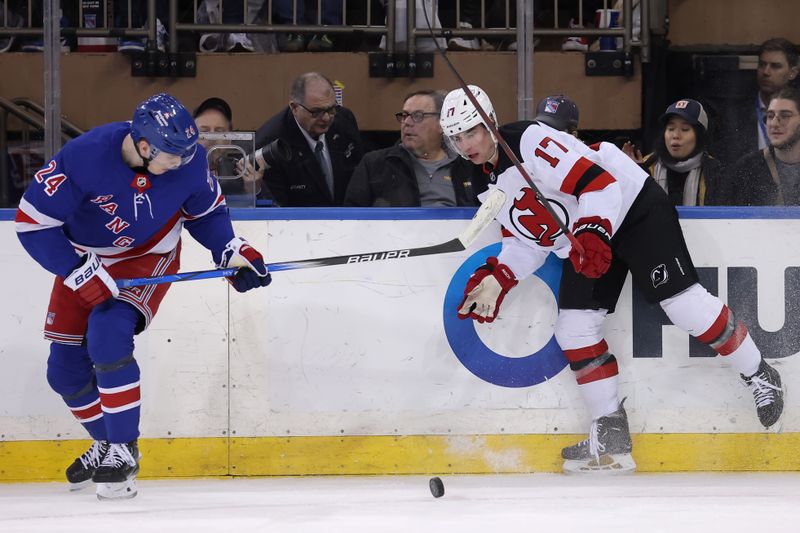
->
218, 237, 272, 293
457, 256, 518, 323
568, 216, 613, 279
63, 252, 119, 309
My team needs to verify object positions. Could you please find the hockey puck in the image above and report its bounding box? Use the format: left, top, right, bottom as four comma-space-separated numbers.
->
429, 476, 445, 498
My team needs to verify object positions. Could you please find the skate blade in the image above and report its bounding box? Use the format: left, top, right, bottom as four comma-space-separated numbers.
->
563, 453, 636, 475
96, 478, 138, 501
68, 479, 92, 492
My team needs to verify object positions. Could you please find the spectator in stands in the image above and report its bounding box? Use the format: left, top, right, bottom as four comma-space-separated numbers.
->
713, 38, 799, 167
623, 99, 729, 206
193, 97, 264, 200
727, 87, 800, 205
344, 90, 488, 207
254, 72, 363, 206
273, 0, 343, 52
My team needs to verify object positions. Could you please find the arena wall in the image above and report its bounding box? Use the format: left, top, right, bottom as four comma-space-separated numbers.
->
0, 51, 641, 133
1, 207, 799, 482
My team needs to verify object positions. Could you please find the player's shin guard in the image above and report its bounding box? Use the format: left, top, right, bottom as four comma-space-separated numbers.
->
95, 355, 141, 444
661, 283, 784, 428
555, 310, 619, 419
47, 343, 110, 489
564, 340, 620, 418
93, 356, 142, 500
660, 284, 761, 374
47, 344, 108, 441
555, 310, 635, 473
86, 301, 142, 444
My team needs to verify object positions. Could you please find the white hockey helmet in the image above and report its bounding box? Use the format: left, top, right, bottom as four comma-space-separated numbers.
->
440, 85, 498, 159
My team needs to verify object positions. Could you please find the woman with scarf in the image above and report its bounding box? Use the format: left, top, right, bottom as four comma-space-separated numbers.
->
623, 99, 729, 206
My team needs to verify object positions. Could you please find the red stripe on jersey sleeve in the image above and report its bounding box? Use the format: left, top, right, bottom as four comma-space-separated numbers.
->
559, 157, 594, 196
15, 208, 37, 224
501, 226, 514, 238
580, 170, 616, 195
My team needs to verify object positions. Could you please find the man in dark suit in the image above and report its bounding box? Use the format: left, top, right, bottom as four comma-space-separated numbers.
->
254, 72, 364, 206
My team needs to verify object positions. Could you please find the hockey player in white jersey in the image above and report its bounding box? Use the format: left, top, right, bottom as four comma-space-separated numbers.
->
440, 87, 784, 474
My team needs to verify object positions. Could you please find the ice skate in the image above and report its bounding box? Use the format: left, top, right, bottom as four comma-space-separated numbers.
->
742, 359, 784, 429
562, 400, 636, 475
65, 440, 109, 491
93, 441, 140, 500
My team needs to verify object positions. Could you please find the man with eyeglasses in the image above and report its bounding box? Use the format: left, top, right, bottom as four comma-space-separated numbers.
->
730, 87, 800, 205
712, 37, 799, 168
344, 90, 490, 207
254, 72, 363, 206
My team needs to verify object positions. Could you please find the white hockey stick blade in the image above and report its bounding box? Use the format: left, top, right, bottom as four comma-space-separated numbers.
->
456, 188, 506, 249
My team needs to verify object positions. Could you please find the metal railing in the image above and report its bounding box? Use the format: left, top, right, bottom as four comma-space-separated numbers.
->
0, 96, 81, 206
0, 1, 649, 58
0, 0, 653, 207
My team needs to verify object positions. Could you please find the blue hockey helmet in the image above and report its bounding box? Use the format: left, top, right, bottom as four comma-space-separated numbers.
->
131, 93, 199, 165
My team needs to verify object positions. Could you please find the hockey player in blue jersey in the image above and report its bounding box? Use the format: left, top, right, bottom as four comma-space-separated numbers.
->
15, 93, 271, 500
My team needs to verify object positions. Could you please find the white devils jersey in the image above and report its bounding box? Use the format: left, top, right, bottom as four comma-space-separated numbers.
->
479, 122, 648, 277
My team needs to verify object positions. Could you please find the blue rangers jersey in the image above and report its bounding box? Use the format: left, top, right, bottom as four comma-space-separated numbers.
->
15, 122, 235, 277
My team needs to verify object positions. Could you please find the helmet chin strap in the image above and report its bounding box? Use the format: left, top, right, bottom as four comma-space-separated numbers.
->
486, 141, 499, 166
133, 139, 157, 171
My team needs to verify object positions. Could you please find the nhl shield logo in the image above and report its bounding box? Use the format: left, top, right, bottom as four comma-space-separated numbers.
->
650, 264, 669, 288
131, 174, 151, 194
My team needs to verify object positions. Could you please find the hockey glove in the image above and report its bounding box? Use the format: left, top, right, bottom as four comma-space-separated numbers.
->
568, 216, 613, 279
218, 237, 272, 293
457, 256, 518, 323
64, 251, 119, 309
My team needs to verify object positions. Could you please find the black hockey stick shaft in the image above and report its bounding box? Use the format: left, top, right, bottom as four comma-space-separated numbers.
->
419, 6, 585, 260
117, 189, 506, 288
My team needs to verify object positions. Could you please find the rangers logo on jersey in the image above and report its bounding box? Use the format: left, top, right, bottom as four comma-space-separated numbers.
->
509, 188, 567, 247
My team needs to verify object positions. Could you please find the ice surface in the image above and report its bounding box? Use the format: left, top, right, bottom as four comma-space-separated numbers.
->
0, 473, 796, 532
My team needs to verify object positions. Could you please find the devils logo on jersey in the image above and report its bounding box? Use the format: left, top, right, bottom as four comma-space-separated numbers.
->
509, 188, 568, 247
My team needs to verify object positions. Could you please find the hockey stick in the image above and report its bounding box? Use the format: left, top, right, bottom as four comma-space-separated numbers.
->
419, 6, 585, 261
116, 188, 507, 289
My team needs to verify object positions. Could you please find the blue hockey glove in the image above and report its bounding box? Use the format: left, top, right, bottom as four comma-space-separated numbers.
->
217, 237, 272, 292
